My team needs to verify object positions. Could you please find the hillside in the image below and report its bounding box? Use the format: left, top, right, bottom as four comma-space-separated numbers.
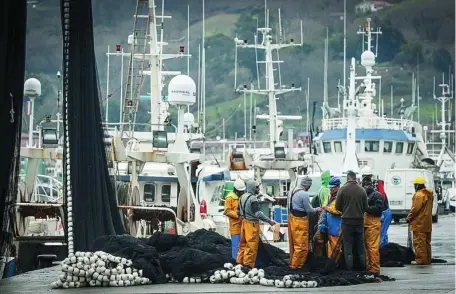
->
24, 0, 455, 138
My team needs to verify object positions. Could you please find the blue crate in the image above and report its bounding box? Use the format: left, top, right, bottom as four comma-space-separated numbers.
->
273, 207, 288, 224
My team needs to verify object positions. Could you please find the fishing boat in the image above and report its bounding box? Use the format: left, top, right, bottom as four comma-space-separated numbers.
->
9, 76, 66, 275
102, 0, 227, 238
314, 18, 435, 178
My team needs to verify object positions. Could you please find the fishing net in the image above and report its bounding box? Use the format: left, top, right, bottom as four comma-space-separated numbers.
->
60, 0, 125, 252
51, 229, 402, 289
0, 0, 27, 266
380, 242, 447, 266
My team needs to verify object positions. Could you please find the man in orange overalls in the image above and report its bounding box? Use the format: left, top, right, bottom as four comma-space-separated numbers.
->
407, 176, 434, 265
362, 173, 384, 276
236, 180, 276, 269
288, 176, 322, 269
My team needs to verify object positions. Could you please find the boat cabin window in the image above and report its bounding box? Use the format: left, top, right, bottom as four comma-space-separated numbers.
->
280, 181, 290, 197
266, 185, 275, 195
334, 141, 343, 153
323, 142, 331, 153
407, 142, 415, 154
355, 141, 360, 153
161, 184, 171, 202
384, 141, 393, 153
365, 140, 379, 152
144, 183, 156, 202
395, 142, 404, 154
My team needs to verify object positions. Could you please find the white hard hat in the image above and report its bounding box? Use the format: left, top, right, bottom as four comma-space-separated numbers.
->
234, 179, 246, 191
361, 166, 373, 176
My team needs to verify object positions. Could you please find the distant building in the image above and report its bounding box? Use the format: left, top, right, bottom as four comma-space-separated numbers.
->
355, 0, 393, 14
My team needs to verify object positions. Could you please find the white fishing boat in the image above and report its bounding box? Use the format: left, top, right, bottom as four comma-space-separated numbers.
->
314, 18, 435, 178
10, 75, 67, 273
191, 4, 314, 241
103, 0, 225, 238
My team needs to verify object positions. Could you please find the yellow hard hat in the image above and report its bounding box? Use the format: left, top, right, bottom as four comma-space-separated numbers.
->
413, 177, 425, 185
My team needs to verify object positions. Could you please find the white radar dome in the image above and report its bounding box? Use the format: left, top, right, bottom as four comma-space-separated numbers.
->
24, 78, 42, 97
183, 112, 195, 127
167, 75, 196, 106
361, 50, 375, 67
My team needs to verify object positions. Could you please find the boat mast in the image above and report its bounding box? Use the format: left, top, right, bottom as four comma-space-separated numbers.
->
343, 58, 359, 173
234, 13, 303, 150
356, 18, 382, 117
323, 27, 328, 119
433, 74, 453, 151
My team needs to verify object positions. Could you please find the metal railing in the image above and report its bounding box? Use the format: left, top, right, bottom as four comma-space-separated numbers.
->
19, 174, 63, 203
322, 117, 416, 131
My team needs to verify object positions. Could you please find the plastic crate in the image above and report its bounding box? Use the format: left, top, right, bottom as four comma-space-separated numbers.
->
274, 207, 288, 224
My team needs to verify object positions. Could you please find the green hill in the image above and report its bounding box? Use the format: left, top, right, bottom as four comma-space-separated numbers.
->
24, 0, 454, 137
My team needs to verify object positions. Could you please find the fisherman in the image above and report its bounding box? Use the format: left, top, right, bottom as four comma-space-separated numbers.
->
224, 178, 246, 260
312, 170, 331, 256
317, 170, 331, 207
361, 170, 384, 276
320, 177, 342, 258
288, 176, 322, 269
236, 180, 276, 269
407, 177, 434, 265
335, 170, 368, 271
377, 179, 392, 248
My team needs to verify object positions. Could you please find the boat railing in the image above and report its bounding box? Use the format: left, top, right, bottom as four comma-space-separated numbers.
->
322, 117, 415, 131
19, 174, 63, 203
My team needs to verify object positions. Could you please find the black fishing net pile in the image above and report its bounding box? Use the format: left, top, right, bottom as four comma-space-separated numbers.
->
380, 242, 447, 266
90, 229, 406, 288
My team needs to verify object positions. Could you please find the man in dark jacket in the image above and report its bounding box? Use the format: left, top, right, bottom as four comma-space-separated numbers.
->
362, 174, 384, 276
335, 171, 368, 271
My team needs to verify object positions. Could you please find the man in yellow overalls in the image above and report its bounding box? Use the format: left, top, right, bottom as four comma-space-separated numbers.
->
407, 176, 434, 265
288, 176, 322, 269
224, 179, 246, 259
236, 180, 276, 269
362, 173, 384, 276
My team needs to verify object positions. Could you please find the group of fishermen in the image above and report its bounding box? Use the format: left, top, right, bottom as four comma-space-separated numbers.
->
224, 168, 435, 273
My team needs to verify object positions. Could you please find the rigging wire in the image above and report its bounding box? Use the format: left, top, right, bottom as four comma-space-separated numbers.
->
204, 104, 242, 136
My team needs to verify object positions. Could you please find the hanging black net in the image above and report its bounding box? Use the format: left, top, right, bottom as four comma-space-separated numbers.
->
0, 0, 27, 264
60, 0, 125, 252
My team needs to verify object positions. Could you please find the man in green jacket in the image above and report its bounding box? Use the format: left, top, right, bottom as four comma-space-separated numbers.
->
312, 170, 331, 256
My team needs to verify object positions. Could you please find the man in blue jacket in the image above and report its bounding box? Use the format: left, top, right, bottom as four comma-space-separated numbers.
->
320, 177, 343, 258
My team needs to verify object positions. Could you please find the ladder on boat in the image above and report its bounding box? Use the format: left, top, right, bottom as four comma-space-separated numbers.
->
121, 0, 150, 136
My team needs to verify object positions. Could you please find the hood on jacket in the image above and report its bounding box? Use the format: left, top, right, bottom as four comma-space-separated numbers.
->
321, 170, 331, 187
377, 180, 386, 197
245, 180, 257, 194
